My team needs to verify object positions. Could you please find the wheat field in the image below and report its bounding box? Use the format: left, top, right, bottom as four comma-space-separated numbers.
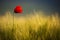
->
0, 11, 60, 40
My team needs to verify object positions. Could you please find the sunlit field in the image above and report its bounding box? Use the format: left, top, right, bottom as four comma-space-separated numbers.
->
0, 11, 60, 40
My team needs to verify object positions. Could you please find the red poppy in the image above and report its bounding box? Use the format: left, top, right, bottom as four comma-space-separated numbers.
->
14, 5, 23, 13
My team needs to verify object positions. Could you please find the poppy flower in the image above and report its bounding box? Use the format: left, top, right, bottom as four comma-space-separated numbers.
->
14, 5, 23, 13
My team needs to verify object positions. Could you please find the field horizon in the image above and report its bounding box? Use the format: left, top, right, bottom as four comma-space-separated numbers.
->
0, 11, 60, 40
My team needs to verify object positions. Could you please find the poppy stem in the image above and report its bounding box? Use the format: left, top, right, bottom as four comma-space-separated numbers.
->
13, 12, 14, 28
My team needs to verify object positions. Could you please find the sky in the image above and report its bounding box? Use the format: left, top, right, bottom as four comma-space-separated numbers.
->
0, 0, 60, 16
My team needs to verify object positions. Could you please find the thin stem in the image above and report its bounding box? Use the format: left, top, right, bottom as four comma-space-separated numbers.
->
13, 13, 14, 27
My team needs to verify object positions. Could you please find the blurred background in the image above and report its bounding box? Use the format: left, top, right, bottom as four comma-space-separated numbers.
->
0, 0, 60, 16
